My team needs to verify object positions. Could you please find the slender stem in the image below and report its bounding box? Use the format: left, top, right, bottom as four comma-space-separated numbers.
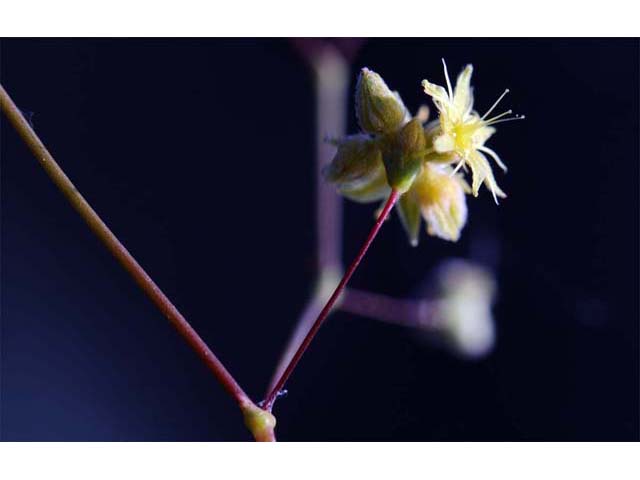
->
0, 83, 251, 409
267, 294, 326, 393
263, 190, 400, 411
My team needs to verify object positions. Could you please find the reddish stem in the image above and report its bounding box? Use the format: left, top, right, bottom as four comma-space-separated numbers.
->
0, 83, 252, 409
263, 190, 400, 411
267, 44, 350, 393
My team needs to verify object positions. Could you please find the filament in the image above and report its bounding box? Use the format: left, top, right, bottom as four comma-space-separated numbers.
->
482, 89, 509, 120
484, 109, 513, 124
442, 58, 453, 99
487, 114, 526, 125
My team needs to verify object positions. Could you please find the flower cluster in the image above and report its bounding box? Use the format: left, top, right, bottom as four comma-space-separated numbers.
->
325, 61, 521, 244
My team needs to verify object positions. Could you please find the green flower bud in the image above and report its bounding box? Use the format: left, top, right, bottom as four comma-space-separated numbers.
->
324, 134, 383, 191
381, 118, 427, 193
339, 166, 390, 203
397, 116, 426, 153
356, 68, 407, 135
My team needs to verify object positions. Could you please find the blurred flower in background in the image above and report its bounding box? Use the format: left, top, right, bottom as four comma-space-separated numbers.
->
430, 259, 497, 359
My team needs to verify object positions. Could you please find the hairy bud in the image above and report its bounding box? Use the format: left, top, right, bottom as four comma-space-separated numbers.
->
381, 118, 427, 193
356, 68, 407, 135
324, 134, 383, 190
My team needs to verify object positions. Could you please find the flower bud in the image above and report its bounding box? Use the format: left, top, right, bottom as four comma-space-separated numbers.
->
397, 116, 426, 153
324, 134, 383, 190
338, 168, 391, 203
324, 134, 391, 203
381, 118, 427, 193
356, 68, 407, 135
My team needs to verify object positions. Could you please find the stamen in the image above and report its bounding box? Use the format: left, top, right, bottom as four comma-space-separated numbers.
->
482, 88, 509, 120
442, 58, 453, 99
487, 114, 526, 125
491, 187, 499, 205
451, 158, 465, 176
484, 109, 513, 124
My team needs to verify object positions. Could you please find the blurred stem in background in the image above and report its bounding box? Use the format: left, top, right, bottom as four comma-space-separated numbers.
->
341, 288, 439, 329
268, 41, 351, 393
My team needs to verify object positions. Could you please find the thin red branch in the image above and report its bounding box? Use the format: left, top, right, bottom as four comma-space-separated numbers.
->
263, 190, 400, 411
0, 83, 252, 410
267, 44, 350, 393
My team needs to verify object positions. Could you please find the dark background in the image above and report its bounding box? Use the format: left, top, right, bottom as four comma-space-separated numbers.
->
1, 38, 638, 441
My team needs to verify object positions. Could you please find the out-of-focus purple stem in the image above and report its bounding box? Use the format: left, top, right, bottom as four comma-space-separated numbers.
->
313, 48, 348, 275
340, 288, 440, 330
267, 44, 351, 392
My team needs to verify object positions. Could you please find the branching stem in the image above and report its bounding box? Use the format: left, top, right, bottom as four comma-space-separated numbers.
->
263, 190, 400, 411
0, 83, 252, 410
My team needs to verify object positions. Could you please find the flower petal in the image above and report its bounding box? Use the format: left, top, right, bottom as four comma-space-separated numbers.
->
433, 133, 455, 153
467, 150, 506, 202
422, 79, 450, 110
466, 150, 491, 197
423, 199, 467, 242
453, 64, 474, 117
472, 125, 496, 147
414, 164, 468, 242
477, 145, 508, 172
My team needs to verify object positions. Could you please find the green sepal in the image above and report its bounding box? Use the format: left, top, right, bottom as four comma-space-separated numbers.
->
324, 134, 383, 191
397, 190, 422, 246
339, 166, 391, 203
382, 152, 422, 193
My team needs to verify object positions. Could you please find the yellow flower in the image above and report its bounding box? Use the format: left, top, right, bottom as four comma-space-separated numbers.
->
422, 60, 523, 203
326, 64, 519, 245
398, 163, 470, 244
